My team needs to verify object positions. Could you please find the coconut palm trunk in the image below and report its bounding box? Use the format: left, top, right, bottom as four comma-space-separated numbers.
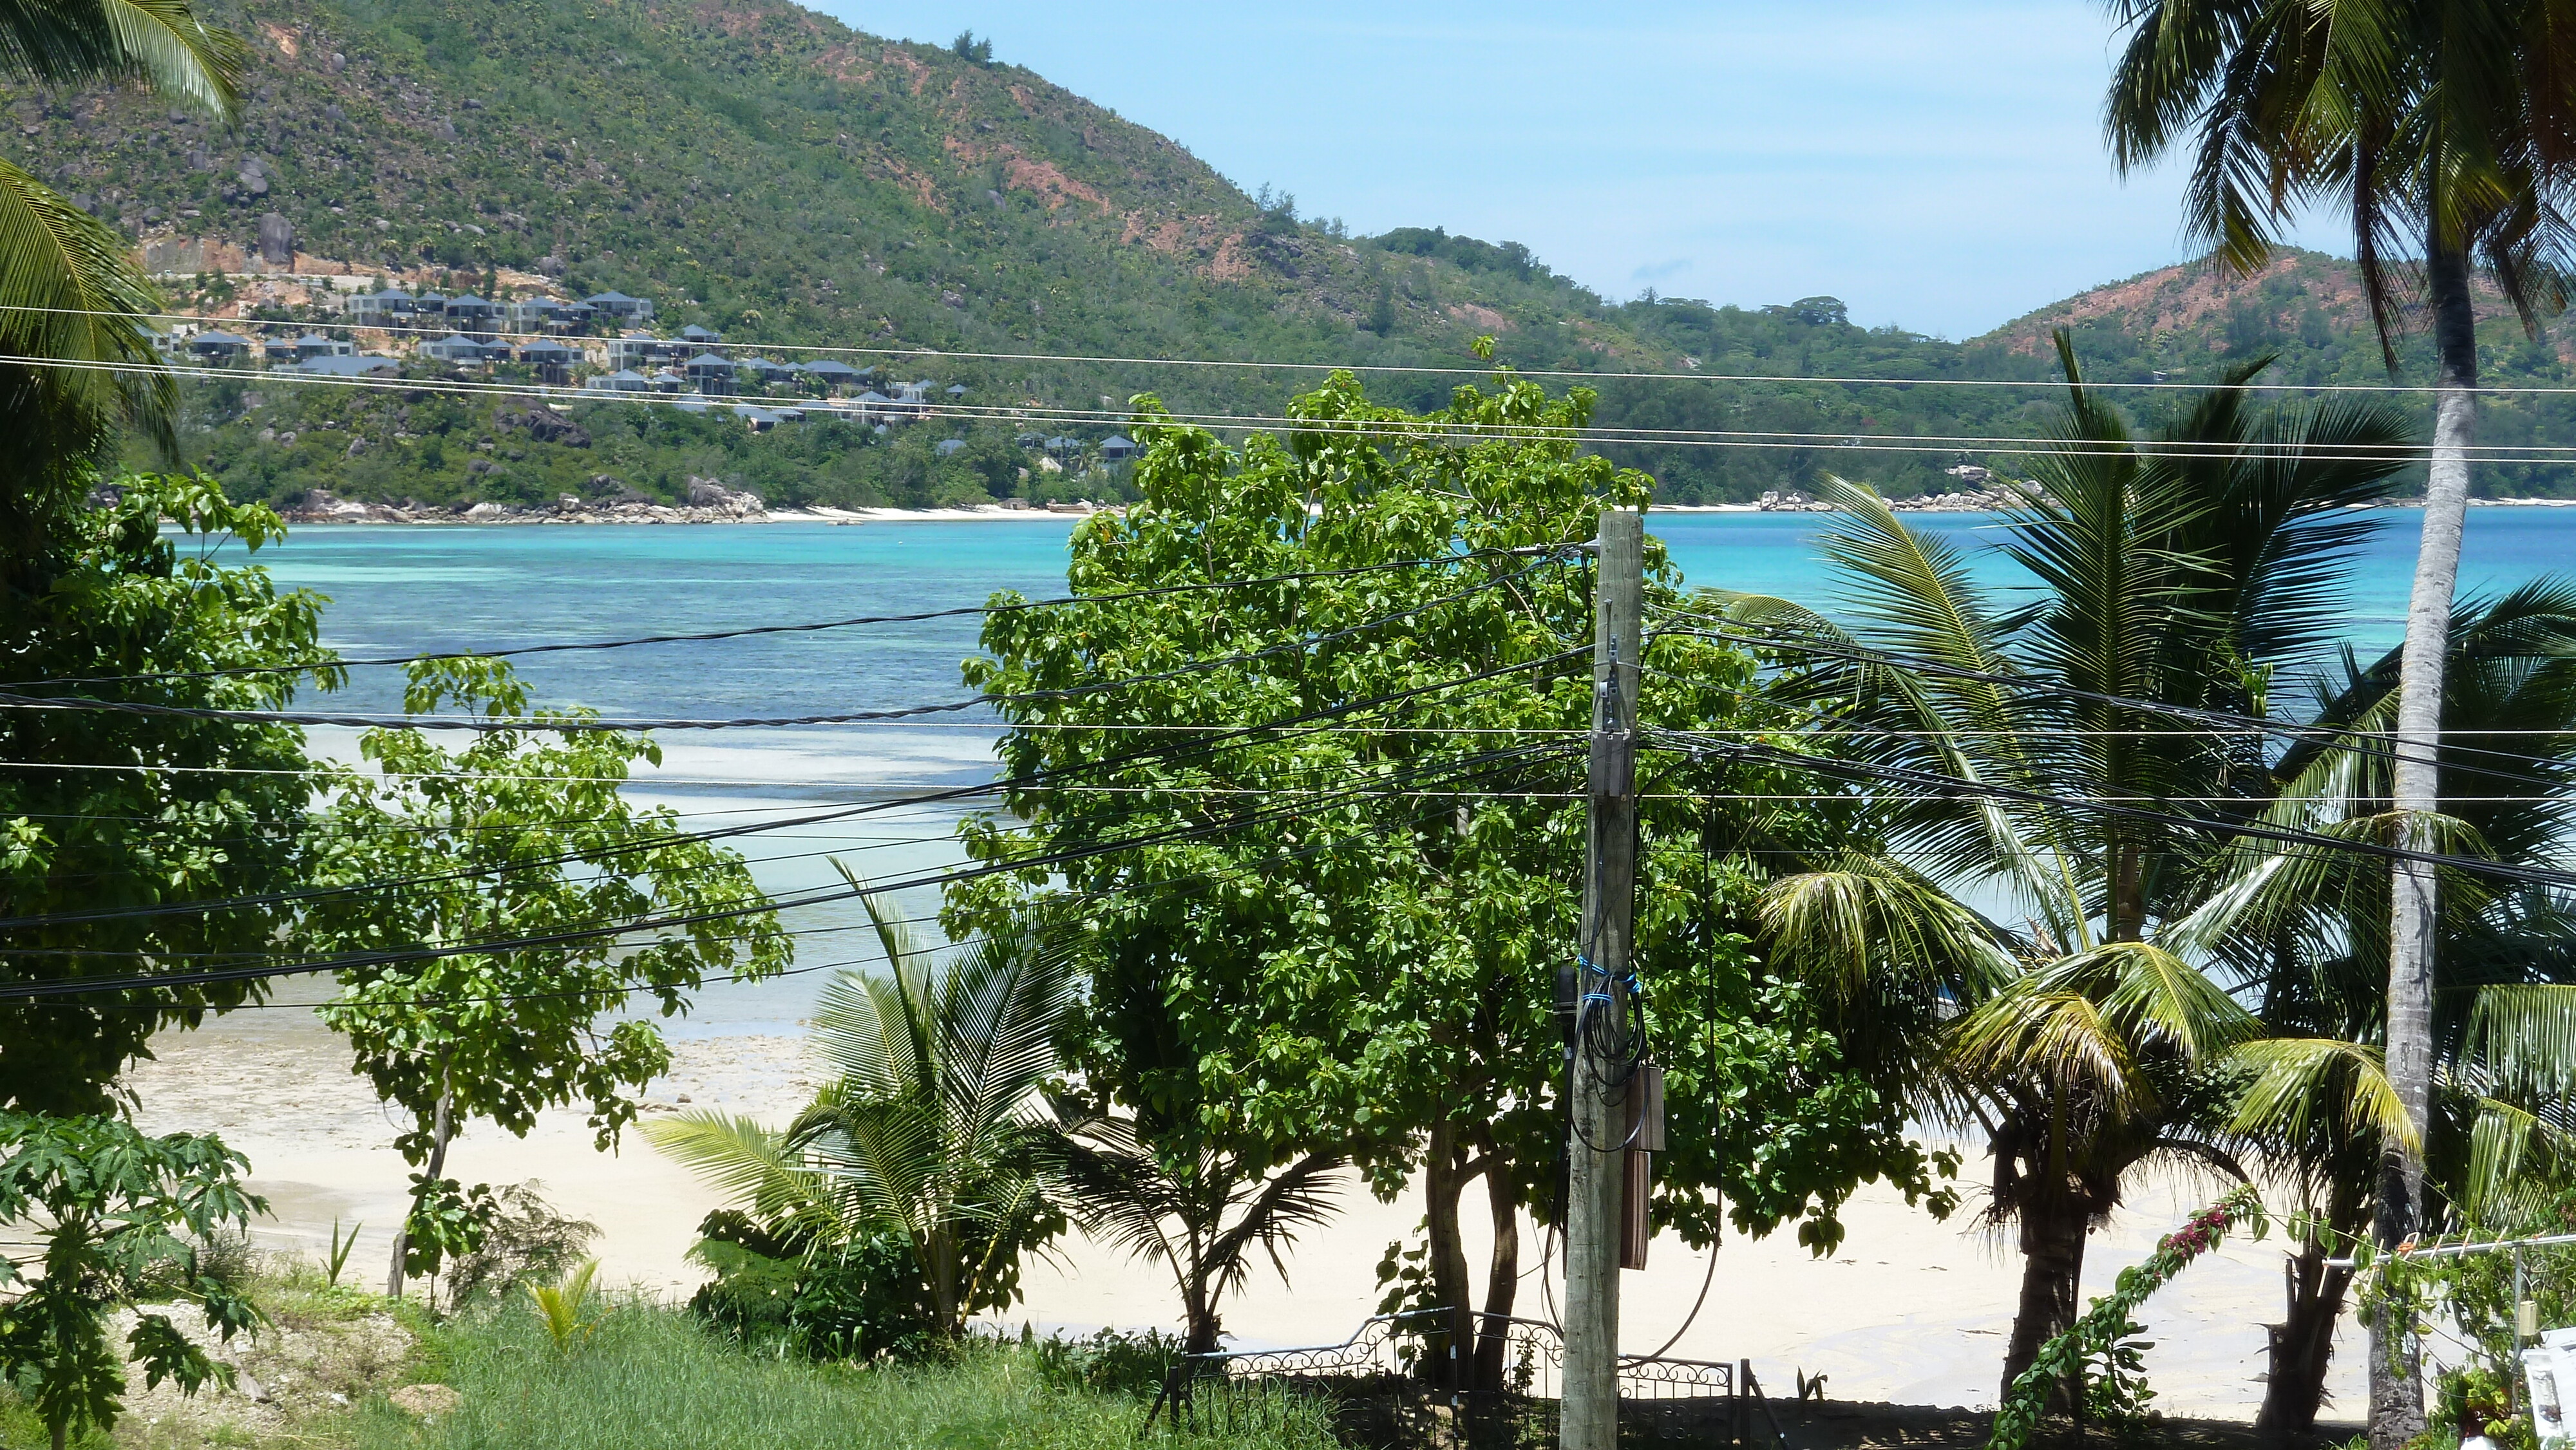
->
2373, 240, 2479, 1449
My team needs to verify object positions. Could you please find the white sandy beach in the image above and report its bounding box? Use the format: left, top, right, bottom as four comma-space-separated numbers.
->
126, 1004, 2367, 1422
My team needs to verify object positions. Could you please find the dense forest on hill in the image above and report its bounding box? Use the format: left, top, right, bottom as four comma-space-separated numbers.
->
15, 0, 2576, 505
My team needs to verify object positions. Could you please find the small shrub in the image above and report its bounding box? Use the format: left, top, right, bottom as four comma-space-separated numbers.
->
685, 1210, 934, 1361
440, 1182, 597, 1308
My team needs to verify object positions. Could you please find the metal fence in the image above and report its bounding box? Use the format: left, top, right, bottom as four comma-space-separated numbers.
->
1153, 1308, 1780, 1449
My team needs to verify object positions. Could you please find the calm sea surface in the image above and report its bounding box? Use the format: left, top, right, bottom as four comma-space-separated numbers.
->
217, 507, 2576, 1028
243, 507, 2575, 727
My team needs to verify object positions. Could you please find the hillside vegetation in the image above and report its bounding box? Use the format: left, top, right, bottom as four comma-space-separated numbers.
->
12, 0, 2576, 504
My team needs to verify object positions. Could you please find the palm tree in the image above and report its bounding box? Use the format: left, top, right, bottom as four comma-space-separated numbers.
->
2103, 12, 2576, 1437
1053, 1110, 1341, 1355
0, 0, 240, 595
1727, 339, 2414, 1401
2170, 582, 2576, 1438
651, 885, 1071, 1339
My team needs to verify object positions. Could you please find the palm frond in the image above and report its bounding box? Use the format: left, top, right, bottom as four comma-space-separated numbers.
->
0, 156, 174, 459
0, 0, 243, 115
644, 1111, 857, 1243
2467, 984, 2576, 1092
2047, 941, 2259, 1061
1757, 856, 2017, 1006
2224, 1037, 2417, 1150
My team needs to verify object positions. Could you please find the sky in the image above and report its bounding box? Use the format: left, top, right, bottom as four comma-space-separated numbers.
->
810, 0, 2349, 340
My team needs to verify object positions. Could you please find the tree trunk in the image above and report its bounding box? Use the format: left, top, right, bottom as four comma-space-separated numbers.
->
386, 1088, 454, 1299
2375, 236, 2477, 1450
1472, 1147, 1521, 1394
2258, 1236, 2356, 1446
1422, 1120, 1475, 1392
2001, 1193, 2089, 1411
1182, 1272, 1222, 1356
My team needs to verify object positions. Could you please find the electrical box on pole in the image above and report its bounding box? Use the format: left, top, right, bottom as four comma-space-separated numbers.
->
1562, 507, 1641, 1450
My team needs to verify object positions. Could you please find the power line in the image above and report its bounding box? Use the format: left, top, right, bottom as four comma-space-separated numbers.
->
0, 739, 1581, 1000
0, 647, 1589, 932
0, 549, 1573, 733
123, 769, 1558, 1014
31, 299, 2576, 397
12, 545, 1564, 690
17, 350, 2576, 467
14, 705, 1594, 941
1643, 607, 2576, 793
1651, 726, 2576, 895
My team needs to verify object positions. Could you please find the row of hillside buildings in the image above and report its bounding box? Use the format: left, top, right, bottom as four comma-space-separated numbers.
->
158, 318, 952, 408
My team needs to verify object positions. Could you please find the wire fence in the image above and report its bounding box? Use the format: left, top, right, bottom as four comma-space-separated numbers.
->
1151, 1308, 1776, 1449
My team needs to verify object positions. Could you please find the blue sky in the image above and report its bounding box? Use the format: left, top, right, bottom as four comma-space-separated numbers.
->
811, 1, 2347, 340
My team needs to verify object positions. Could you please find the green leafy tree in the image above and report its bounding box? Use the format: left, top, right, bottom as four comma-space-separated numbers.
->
2104, 15, 2576, 1438
1, 475, 337, 1112
652, 889, 1069, 1342
944, 370, 1958, 1394
0, 1112, 265, 1450
301, 655, 789, 1298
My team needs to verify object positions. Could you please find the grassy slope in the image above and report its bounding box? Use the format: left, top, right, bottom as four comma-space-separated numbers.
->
15, 0, 2576, 503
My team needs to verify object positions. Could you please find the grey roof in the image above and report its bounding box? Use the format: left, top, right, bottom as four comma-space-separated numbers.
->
801, 359, 863, 377
295, 333, 338, 347
289, 353, 400, 376
190, 331, 253, 348
587, 368, 649, 387
446, 294, 491, 307
1101, 434, 1137, 449
681, 325, 721, 339
585, 290, 640, 304
518, 341, 580, 359
934, 438, 967, 456
945, 384, 967, 396
856, 390, 889, 403
685, 352, 734, 368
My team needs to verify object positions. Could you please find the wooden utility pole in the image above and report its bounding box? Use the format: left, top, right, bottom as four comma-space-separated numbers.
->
1563, 507, 1641, 1450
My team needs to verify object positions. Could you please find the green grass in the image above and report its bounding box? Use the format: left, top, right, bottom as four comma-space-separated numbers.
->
354, 1302, 1336, 1450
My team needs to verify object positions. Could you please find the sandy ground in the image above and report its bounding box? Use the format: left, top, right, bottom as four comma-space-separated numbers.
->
126, 1008, 2367, 1422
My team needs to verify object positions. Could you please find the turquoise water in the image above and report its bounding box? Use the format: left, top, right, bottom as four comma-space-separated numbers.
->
249, 507, 2566, 731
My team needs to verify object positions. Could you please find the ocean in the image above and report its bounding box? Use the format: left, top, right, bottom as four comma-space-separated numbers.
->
222, 506, 2576, 1028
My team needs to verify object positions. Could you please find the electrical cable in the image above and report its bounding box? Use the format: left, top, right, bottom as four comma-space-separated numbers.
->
12, 543, 1565, 690
0, 548, 1573, 733
1649, 725, 2576, 894
28, 299, 2576, 395
0, 644, 1589, 933
0, 737, 1582, 1001
10, 350, 2576, 466
1645, 605, 2576, 793
78, 767, 1553, 1012
14, 732, 1587, 958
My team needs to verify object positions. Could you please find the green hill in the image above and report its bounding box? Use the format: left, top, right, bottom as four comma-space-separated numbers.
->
15, 0, 2576, 507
